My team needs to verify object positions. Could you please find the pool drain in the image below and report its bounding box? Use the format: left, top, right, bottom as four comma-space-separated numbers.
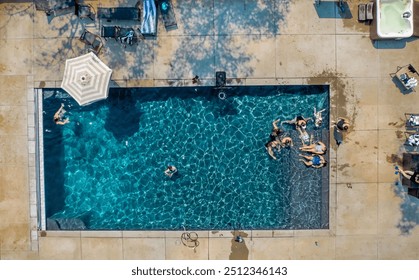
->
181, 231, 199, 252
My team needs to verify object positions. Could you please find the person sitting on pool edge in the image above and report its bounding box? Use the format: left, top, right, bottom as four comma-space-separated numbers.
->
299, 154, 327, 168
332, 117, 350, 132
164, 165, 177, 178
397, 167, 419, 184
299, 141, 327, 155
53, 103, 69, 125
270, 119, 283, 141
265, 140, 281, 160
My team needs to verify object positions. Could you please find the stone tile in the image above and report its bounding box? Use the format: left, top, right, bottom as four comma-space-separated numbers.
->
0, 250, 39, 260
377, 183, 403, 236
336, 1, 370, 35
251, 238, 294, 260
165, 237, 208, 260
0, 165, 28, 202
33, 38, 85, 81
0, 223, 30, 251
336, 130, 378, 183
81, 231, 122, 238
155, 35, 214, 79
337, 78, 379, 131
377, 78, 418, 130
33, 10, 82, 39
39, 237, 81, 259
0, 89, 27, 106
0, 197, 29, 226
214, 0, 279, 35
377, 40, 419, 79
279, 0, 336, 35
157, 0, 215, 36
122, 231, 165, 238
0, 7, 34, 39
336, 35, 379, 78
293, 236, 335, 260
208, 237, 237, 260
336, 183, 378, 236
0, 39, 33, 75
0, 106, 28, 135
0, 76, 27, 89
378, 235, 419, 259
0, 136, 28, 164
123, 238, 165, 260
216, 35, 275, 79
335, 235, 378, 259
377, 130, 404, 183
100, 39, 155, 80
81, 238, 123, 260
276, 35, 336, 78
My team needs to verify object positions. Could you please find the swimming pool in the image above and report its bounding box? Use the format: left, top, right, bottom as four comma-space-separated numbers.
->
40, 85, 329, 230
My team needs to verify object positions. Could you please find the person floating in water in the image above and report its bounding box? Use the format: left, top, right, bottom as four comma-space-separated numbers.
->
279, 136, 293, 148
282, 115, 312, 144
53, 103, 69, 125
313, 107, 326, 128
299, 154, 327, 168
164, 165, 178, 178
299, 141, 327, 155
265, 140, 281, 160
270, 119, 283, 141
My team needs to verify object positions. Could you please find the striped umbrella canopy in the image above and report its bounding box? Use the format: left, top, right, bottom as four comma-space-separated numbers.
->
61, 52, 112, 106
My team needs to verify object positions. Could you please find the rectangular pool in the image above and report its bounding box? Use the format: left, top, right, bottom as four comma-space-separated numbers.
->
39, 85, 329, 230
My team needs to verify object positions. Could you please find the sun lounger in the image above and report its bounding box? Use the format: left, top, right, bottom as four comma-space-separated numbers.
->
358, 4, 366, 21
98, 7, 140, 21
140, 0, 157, 36
366, 2, 374, 20
404, 131, 419, 147
159, 0, 177, 30
79, 29, 103, 55
405, 113, 419, 131
101, 25, 118, 40
391, 64, 419, 92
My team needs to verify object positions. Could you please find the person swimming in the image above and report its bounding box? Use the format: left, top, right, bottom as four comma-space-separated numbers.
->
265, 140, 281, 160
53, 103, 69, 125
282, 115, 312, 144
164, 165, 177, 178
270, 119, 283, 141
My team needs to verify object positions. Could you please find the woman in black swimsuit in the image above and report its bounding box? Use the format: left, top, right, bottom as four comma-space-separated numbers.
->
398, 168, 419, 184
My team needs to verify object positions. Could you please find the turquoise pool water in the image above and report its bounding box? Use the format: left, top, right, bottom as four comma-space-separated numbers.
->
42, 86, 329, 230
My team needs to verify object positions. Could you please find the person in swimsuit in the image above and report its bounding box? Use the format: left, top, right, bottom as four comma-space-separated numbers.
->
398, 168, 419, 184
53, 103, 69, 125
265, 140, 281, 160
279, 136, 293, 148
270, 119, 283, 141
332, 117, 350, 132
282, 115, 312, 144
299, 154, 327, 168
164, 165, 178, 178
299, 141, 327, 155
313, 107, 326, 128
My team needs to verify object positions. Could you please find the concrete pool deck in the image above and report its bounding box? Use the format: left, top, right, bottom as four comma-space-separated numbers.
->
0, 0, 419, 260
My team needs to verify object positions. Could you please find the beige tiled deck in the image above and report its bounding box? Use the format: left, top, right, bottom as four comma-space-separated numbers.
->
1, 0, 419, 260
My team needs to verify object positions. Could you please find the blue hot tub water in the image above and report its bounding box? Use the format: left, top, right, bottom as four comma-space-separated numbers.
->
42, 86, 329, 230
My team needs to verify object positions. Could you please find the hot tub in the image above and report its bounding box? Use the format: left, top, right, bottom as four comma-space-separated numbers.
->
376, 0, 413, 39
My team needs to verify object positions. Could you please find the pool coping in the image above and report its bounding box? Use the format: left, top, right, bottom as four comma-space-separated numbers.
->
33, 83, 334, 240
